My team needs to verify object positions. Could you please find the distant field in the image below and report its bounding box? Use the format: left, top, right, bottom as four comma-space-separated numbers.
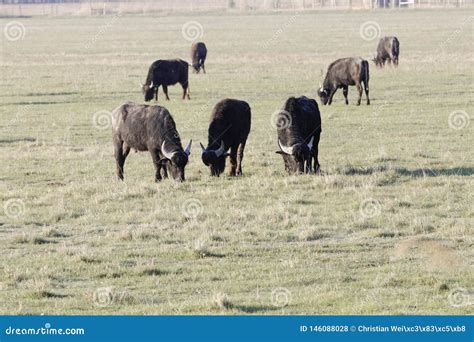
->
0, 9, 473, 314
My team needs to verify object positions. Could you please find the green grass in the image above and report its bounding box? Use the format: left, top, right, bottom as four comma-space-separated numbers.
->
0, 9, 473, 314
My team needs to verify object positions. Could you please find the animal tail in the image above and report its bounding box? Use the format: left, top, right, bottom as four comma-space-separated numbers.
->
392, 38, 400, 65
361, 59, 369, 86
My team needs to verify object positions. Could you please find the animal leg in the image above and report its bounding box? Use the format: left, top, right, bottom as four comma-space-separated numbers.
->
181, 82, 190, 100
162, 85, 170, 101
342, 86, 349, 105
160, 164, 169, 179
312, 132, 321, 174
114, 139, 126, 180
327, 89, 337, 105
364, 81, 370, 105
228, 146, 237, 177
356, 83, 362, 106
123, 142, 131, 159
236, 141, 246, 176
202, 63, 206, 74
150, 149, 163, 182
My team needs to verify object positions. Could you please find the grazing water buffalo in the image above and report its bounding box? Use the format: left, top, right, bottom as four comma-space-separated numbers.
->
200, 99, 251, 177
276, 96, 321, 174
317, 57, 370, 106
112, 102, 192, 182
373, 36, 400, 67
141, 59, 190, 102
191, 42, 207, 74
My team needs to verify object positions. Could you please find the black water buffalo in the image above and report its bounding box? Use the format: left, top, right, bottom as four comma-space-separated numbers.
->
200, 99, 251, 177
373, 36, 400, 67
112, 102, 192, 182
317, 57, 370, 106
191, 42, 207, 74
276, 96, 321, 174
141, 59, 190, 102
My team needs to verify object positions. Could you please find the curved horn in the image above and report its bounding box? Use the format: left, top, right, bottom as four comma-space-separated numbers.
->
199, 142, 206, 153
214, 141, 226, 157
278, 139, 293, 155
149, 81, 154, 88
307, 136, 314, 150
161, 141, 175, 160
184, 139, 192, 156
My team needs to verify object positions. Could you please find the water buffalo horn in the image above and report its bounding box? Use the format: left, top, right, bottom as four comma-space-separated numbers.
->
184, 140, 192, 156
278, 139, 293, 155
199, 142, 206, 153
214, 141, 226, 157
161, 141, 174, 160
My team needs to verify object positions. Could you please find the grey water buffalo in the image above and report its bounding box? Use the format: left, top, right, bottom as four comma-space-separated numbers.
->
141, 59, 190, 102
373, 36, 400, 67
200, 99, 251, 177
191, 42, 207, 74
112, 102, 191, 182
276, 96, 321, 174
317, 57, 370, 106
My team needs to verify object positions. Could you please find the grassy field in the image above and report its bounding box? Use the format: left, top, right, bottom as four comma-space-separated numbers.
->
0, 9, 473, 315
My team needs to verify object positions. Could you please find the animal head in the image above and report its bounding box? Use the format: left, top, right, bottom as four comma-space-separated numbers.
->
141, 81, 155, 102
200, 141, 229, 177
159, 140, 192, 181
276, 137, 314, 174
372, 55, 383, 67
192, 63, 200, 73
317, 85, 330, 105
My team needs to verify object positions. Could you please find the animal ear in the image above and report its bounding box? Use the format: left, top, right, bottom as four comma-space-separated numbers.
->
275, 151, 286, 155
157, 158, 170, 166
